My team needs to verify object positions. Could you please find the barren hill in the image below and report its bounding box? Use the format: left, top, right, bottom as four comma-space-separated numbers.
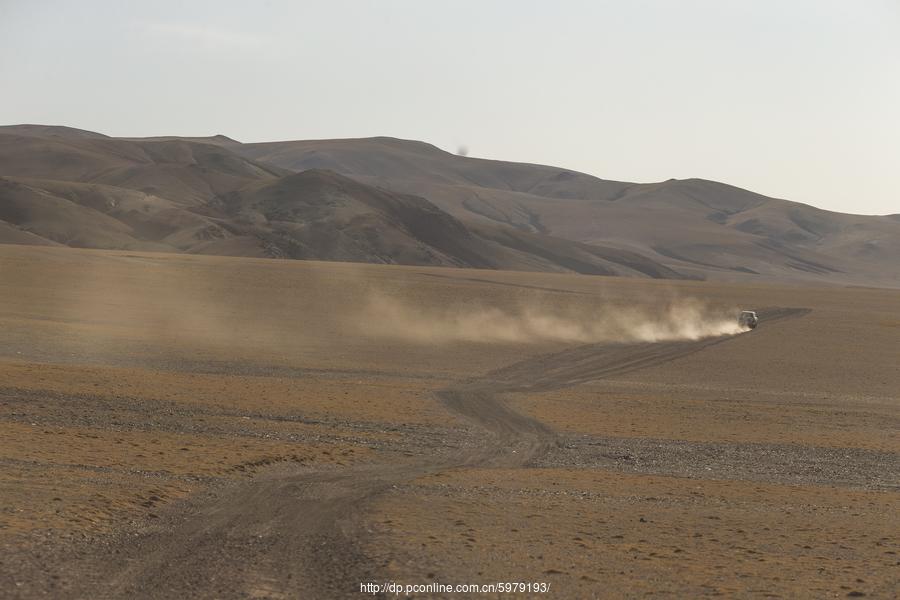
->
0, 124, 110, 140
189, 168, 678, 276
0, 130, 671, 276
237, 137, 900, 286
1, 125, 897, 285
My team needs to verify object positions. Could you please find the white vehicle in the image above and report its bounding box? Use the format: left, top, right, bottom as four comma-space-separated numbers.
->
739, 310, 759, 329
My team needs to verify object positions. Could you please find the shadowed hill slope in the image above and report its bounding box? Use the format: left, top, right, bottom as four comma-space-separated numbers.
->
235, 136, 900, 286
0, 130, 676, 276
189, 169, 681, 276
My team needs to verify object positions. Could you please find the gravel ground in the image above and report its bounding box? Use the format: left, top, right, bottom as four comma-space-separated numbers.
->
536, 434, 900, 491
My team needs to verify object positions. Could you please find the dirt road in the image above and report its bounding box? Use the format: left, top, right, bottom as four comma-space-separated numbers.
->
9, 308, 811, 599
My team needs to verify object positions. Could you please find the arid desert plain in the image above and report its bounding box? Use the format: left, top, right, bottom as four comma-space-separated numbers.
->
0, 244, 898, 598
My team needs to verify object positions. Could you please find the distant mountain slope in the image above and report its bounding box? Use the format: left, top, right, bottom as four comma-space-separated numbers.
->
0, 219, 61, 246
0, 177, 234, 251
0, 124, 111, 139
0, 130, 676, 276
189, 169, 681, 276
1, 125, 897, 286
239, 137, 633, 201
0, 177, 164, 250
233, 136, 900, 286
116, 134, 242, 147
0, 132, 286, 205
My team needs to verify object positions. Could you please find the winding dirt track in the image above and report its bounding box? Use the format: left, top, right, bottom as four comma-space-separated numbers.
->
64, 308, 809, 599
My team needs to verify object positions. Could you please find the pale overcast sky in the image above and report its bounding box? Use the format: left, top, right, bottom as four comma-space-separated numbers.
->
1, 1, 897, 215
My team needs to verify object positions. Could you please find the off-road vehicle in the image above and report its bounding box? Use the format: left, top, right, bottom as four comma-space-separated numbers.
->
739, 310, 759, 329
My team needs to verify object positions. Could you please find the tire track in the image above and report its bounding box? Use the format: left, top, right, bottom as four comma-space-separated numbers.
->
477, 307, 810, 392
39, 307, 810, 599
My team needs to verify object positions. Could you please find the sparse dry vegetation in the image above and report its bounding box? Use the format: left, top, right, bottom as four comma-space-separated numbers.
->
0, 245, 897, 598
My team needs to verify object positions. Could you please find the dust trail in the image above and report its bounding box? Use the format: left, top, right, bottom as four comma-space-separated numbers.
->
358, 293, 746, 344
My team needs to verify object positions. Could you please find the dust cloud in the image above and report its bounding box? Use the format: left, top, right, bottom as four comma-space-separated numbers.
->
358, 292, 746, 344
5, 248, 747, 369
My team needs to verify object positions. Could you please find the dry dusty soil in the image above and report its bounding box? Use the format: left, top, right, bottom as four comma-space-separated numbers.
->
0, 244, 897, 599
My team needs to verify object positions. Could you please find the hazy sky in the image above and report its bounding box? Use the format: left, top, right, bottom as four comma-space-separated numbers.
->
1, 1, 898, 215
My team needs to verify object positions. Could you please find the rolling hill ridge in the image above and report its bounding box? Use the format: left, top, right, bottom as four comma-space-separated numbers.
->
0, 124, 897, 286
